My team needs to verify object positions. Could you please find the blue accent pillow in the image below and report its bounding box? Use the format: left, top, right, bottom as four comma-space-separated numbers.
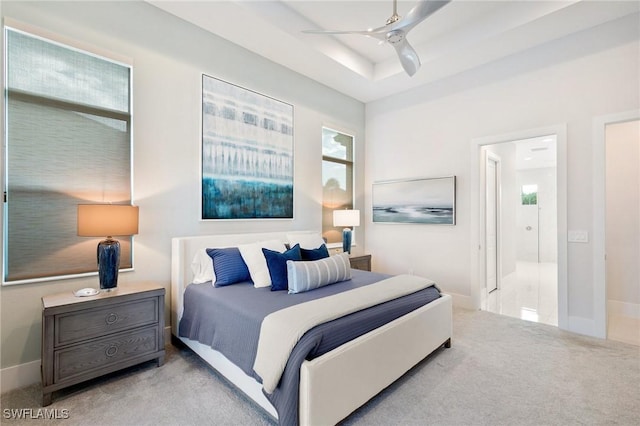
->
300, 244, 330, 261
263, 244, 302, 291
206, 247, 251, 287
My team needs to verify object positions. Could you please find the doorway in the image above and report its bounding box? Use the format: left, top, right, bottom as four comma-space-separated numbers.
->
471, 126, 568, 328
479, 134, 560, 327
593, 111, 640, 340
605, 119, 640, 345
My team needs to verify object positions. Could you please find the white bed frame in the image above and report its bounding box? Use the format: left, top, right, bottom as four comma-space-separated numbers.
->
171, 232, 452, 426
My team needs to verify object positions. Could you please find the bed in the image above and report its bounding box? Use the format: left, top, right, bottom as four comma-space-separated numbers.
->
171, 231, 452, 426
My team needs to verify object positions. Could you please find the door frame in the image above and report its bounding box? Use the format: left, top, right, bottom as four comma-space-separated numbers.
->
470, 124, 568, 329
484, 150, 502, 296
592, 110, 640, 338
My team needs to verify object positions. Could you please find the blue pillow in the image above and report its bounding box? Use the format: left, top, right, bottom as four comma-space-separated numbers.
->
263, 244, 302, 291
300, 244, 330, 261
300, 244, 329, 260
287, 253, 351, 294
206, 247, 251, 287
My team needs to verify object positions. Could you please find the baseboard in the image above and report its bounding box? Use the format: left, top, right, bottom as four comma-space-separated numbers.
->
447, 292, 474, 310
568, 315, 604, 339
608, 300, 640, 319
1, 326, 174, 395
1, 359, 40, 394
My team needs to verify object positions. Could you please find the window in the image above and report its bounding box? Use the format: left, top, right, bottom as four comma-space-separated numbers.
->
3, 27, 132, 284
322, 127, 354, 244
521, 184, 538, 205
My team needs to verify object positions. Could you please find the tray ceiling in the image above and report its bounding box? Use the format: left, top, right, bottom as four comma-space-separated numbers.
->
148, 1, 640, 102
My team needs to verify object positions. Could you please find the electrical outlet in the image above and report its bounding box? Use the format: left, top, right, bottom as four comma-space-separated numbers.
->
568, 230, 589, 243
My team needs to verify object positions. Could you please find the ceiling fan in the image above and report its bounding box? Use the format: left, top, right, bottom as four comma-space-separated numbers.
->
302, 0, 451, 77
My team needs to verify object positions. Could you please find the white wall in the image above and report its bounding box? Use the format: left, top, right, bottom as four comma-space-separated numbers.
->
606, 120, 640, 311
0, 1, 365, 372
365, 13, 639, 333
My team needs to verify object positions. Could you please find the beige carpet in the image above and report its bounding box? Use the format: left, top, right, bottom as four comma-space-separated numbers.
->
2, 308, 639, 425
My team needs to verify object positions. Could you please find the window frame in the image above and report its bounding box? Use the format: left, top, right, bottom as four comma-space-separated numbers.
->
2, 24, 134, 285
321, 125, 356, 248
521, 184, 539, 205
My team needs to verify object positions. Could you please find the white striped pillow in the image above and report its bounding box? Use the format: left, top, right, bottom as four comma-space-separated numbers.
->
286, 253, 351, 294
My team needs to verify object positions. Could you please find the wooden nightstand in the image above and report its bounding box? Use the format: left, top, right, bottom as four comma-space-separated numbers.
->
41, 282, 165, 406
349, 254, 372, 271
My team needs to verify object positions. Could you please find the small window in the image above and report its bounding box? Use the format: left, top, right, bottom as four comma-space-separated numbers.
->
322, 127, 354, 244
521, 184, 538, 205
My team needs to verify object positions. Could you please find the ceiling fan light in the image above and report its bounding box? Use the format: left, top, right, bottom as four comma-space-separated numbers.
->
386, 30, 405, 44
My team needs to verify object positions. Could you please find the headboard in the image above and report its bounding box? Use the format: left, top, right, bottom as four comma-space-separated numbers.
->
170, 231, 320, 334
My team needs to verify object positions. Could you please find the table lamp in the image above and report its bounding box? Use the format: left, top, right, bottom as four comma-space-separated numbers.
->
77, 204, 139, 291
333, 209, 360, 254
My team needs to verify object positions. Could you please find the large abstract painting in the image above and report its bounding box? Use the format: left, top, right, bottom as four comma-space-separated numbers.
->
372, 176, 456, 225
201, 74, 294, 219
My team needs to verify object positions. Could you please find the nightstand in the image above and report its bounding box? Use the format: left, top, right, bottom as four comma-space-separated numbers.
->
41, 282, 165, 406
349, 254, 372, 271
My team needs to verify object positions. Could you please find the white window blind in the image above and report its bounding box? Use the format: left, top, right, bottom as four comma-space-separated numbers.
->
3, 28, 133, 284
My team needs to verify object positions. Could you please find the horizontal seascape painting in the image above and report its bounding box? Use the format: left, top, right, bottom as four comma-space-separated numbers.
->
201, 74, 293, 219
372, 176, 456, 225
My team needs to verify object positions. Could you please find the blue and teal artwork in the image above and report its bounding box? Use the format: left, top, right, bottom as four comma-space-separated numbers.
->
201, 75, 294, 219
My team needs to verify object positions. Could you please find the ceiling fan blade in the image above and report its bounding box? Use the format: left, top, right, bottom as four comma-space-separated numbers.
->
302, 1, 451, 39
302, 28, 386, 41
393, 0, 451, 32
303, 29, 369, 36
392, 38, 420, 76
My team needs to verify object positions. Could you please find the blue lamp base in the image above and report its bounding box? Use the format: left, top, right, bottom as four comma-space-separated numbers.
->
342, 228, 352, 254
97, 238, 120, 291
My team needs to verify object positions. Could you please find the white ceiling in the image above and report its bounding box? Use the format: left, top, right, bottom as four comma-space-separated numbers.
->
514, 135, 557, 170
148, 0, 640, 103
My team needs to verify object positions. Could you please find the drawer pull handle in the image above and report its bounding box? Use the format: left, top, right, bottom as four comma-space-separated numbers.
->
105, 313, 118, 325
105, 345, 118, 357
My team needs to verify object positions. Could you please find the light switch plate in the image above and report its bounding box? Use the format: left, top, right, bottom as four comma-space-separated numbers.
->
568, 230, 589, 243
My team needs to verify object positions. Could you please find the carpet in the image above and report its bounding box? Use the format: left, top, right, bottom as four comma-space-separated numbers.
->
2, 308, 639, 425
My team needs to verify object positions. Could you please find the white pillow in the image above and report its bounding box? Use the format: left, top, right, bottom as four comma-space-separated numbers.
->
238, 239, 287, 288
286, 232, 325, 249
190, 249, 215, 284
287, 253, 351, 294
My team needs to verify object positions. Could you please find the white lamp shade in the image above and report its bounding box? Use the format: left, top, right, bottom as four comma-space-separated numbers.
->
333, 209, 360, 227
77, 204, 139, 237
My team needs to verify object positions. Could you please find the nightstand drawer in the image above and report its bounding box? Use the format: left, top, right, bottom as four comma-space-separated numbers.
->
54, 326, 159, 383
349, 254, 371, 271
55, 298, 158, 346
